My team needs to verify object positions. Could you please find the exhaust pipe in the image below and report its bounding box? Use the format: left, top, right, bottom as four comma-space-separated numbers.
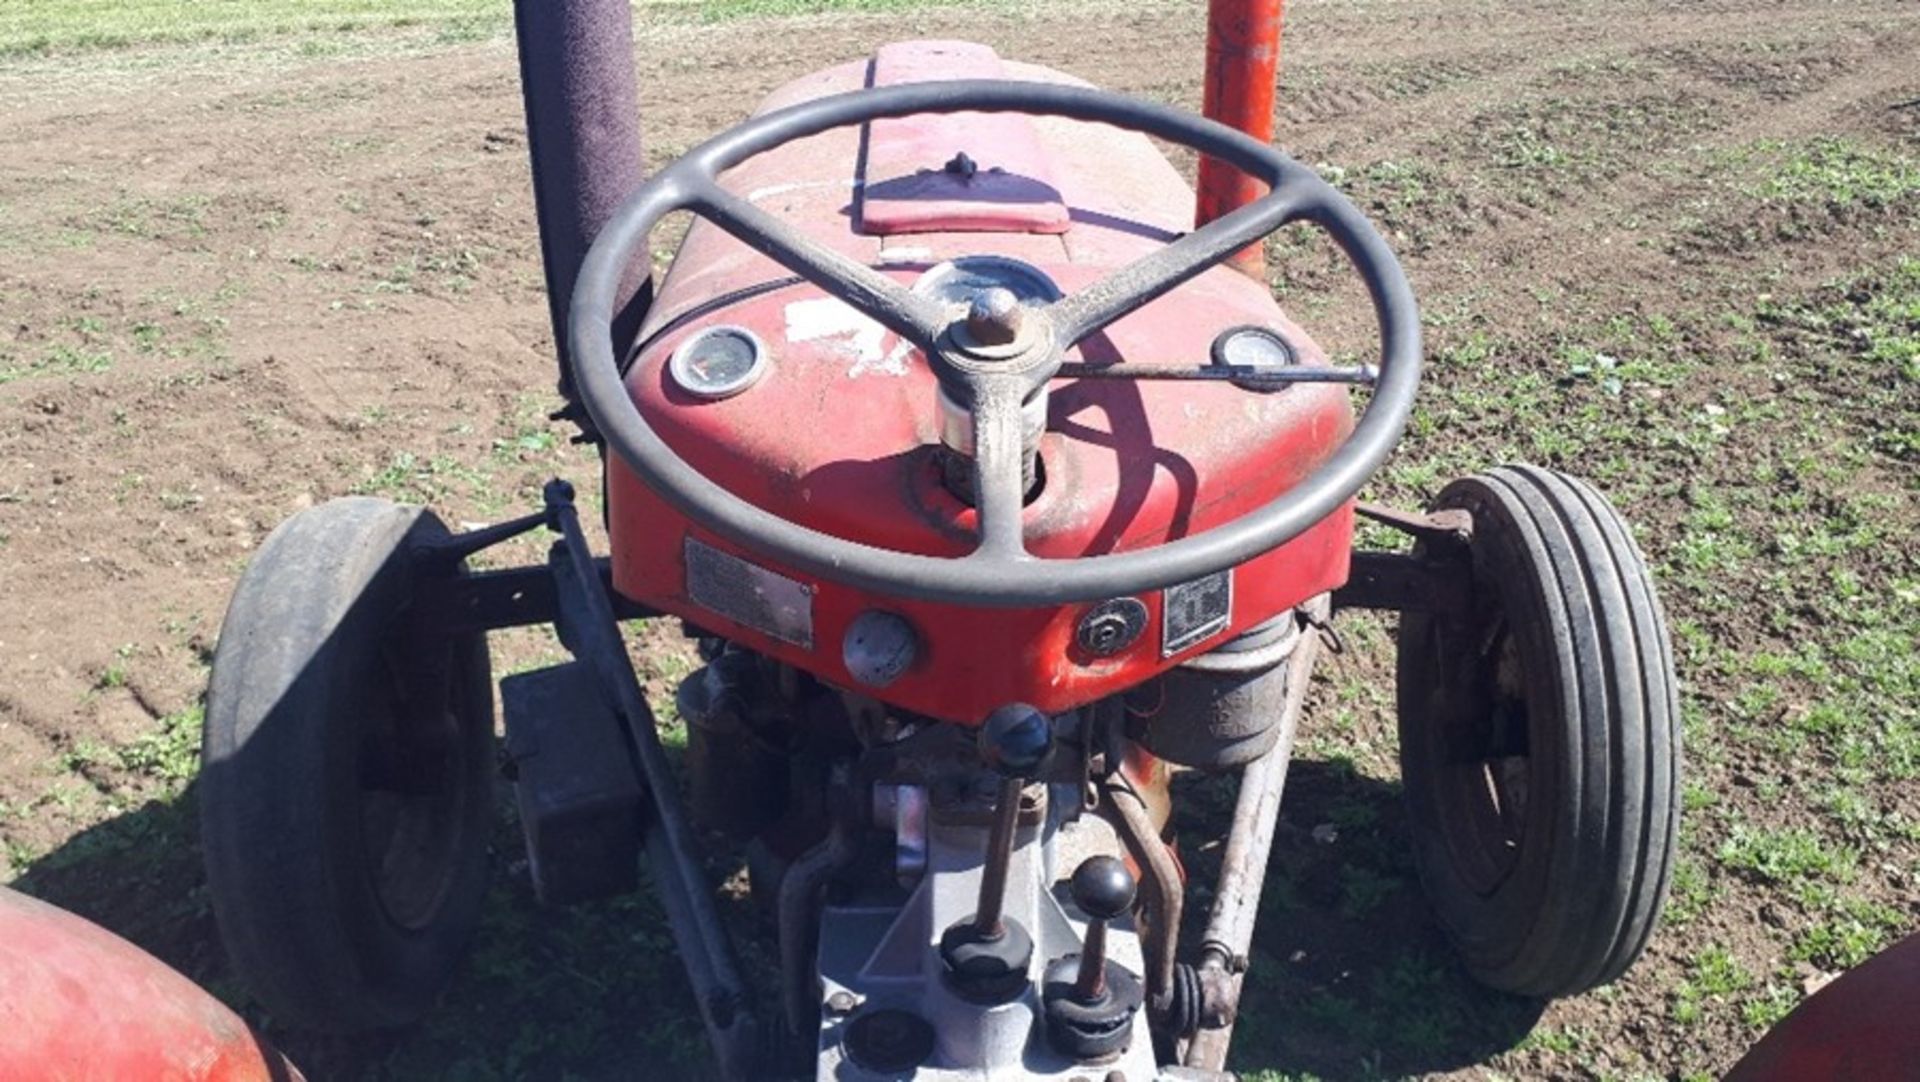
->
1196, 0, 1284, 279
513, 0, 652, 413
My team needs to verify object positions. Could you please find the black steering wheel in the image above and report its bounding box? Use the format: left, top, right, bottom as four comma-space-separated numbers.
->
570, 80, 1421, 608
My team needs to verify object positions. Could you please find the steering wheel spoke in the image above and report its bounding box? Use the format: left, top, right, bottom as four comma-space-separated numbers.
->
1050, 176, 1312, 347
690, 182, 949, 348
1054, 361, 1379, 386
966, 379, 1033, 559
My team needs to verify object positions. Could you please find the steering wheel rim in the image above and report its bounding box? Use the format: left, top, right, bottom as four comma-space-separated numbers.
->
570, 79, 1421, 608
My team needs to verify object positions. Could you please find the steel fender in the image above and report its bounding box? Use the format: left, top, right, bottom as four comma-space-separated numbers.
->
1723, 931, 1920, 1081
0, 886, 300, 1082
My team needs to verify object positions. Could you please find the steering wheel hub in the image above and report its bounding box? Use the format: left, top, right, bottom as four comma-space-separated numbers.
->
962, 287, 1024, 347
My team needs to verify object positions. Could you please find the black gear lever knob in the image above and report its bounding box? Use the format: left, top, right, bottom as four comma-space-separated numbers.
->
1069, 855, 1134, 1002
1044, 855, 1146, 1059
979, 702, 1053, 778
1070, 855, 1136, 924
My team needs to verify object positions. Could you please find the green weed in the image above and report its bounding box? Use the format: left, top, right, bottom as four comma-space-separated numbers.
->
0, 343, 112, 385
1757, 139, 1920, 209
1672, 945, 1750, 1026
1790, 897, 1906, 970
1718, 825, 1856, 887
1740, 983, 1799, 1030
117, 704, 204, 793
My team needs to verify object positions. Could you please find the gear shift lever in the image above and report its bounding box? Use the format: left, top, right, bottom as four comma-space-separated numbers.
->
1067, 855, 1134, 1000
938, 703, 1052, 1003
972, 703, 1051, 934
1044, 855, 1146, 1060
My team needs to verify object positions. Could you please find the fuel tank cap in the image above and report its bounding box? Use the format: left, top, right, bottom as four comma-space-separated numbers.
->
912, 255, 1062, 308
669, 325, 769, 400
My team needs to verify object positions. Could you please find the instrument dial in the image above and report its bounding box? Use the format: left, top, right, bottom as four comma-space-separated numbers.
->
669, 325, 769, 399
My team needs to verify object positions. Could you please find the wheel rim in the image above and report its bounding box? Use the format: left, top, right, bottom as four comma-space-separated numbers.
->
1430, 615, 1532, 897
356, 641, 477, 932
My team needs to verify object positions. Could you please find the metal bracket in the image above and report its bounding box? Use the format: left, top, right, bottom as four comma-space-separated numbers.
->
1333, 550, 1476, 616
1332, 502, 1478, 616
409, 551, 655, 637
403, 480, 754, 1075
543, 479, 763, 1078
410, 507, 551, 572
1355, 501, 1473, 545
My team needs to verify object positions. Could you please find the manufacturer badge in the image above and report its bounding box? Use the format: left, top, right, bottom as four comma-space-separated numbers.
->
1162, 571, 1232, 657
684, 536, 813, 648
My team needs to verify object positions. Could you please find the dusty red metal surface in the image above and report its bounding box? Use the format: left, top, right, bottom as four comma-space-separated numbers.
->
1197, 0, 1284, 278
1724, 931, 1920, 1081
0, 887, 299, 1081
608, 43, 1354, 724
857, 41, 1071, 235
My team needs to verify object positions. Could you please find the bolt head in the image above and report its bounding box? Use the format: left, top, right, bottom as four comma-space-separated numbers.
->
1069, 855, 1136, 922
964, 287, 1024, 347
824, 990, 860, 1017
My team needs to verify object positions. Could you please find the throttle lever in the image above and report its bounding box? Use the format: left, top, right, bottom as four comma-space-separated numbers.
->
937, 703, 1053, 1004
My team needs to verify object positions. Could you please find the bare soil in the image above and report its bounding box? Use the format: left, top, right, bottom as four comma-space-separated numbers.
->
2, 1, 1915, 1079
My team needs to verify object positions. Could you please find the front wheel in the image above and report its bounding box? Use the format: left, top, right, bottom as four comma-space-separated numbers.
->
200, 497, 494, 1030
1396, 465, 1680, 997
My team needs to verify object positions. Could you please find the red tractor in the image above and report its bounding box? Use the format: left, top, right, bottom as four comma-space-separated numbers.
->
192, 2, 1682, 1077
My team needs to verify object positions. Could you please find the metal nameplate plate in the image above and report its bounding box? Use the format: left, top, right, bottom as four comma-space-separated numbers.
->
1163, 570, 1232, 657
683, 536, 814, 648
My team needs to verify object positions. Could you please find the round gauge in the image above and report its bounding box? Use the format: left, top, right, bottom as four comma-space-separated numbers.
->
912, 255, 1063, 309
1210, 325, 1299, 390
668, 326, 769, 400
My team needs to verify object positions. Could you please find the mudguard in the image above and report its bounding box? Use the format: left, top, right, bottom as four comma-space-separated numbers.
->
1724, 931, 1920, 1081
0, 886, 299, 1081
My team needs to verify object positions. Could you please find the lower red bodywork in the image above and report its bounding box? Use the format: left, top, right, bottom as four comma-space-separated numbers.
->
0, 887, 298, 1081
1724, 931, 1920, 1081
607, 42, 1354, 724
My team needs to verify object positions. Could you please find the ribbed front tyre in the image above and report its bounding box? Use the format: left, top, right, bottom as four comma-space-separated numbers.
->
200, 498, 494, 1030
1396, 465, 1680, 997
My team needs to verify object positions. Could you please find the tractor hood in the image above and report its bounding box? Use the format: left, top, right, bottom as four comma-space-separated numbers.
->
604, 41, 1356, 722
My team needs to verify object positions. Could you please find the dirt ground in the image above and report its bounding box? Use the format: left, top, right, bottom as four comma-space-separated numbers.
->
1, 1, 1915, 1079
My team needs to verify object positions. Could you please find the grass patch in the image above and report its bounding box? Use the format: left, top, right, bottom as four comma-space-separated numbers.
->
1672, 946, 1750, 1026
1789, 896, 1907, 970
353, 450, 499, 510
0, 343, 112, 385
1718, 825, 1856, 887
1760, 256, 1920, 391
1740, 982, 1799, 1031
680, 0, 989, 18
1663, 855, 1715, 926
117, 703, 204, 794
0, 0, 1052, 58
1463, 92, 1717, 204
93, 194, 212, 242
1755, 138, 1920, 209
0, 1, 502, 57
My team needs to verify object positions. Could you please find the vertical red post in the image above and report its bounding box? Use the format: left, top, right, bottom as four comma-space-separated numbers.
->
1196, 0, 1284, 279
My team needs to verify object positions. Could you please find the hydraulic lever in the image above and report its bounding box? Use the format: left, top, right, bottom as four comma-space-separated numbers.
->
937, 703, 1053, 1003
